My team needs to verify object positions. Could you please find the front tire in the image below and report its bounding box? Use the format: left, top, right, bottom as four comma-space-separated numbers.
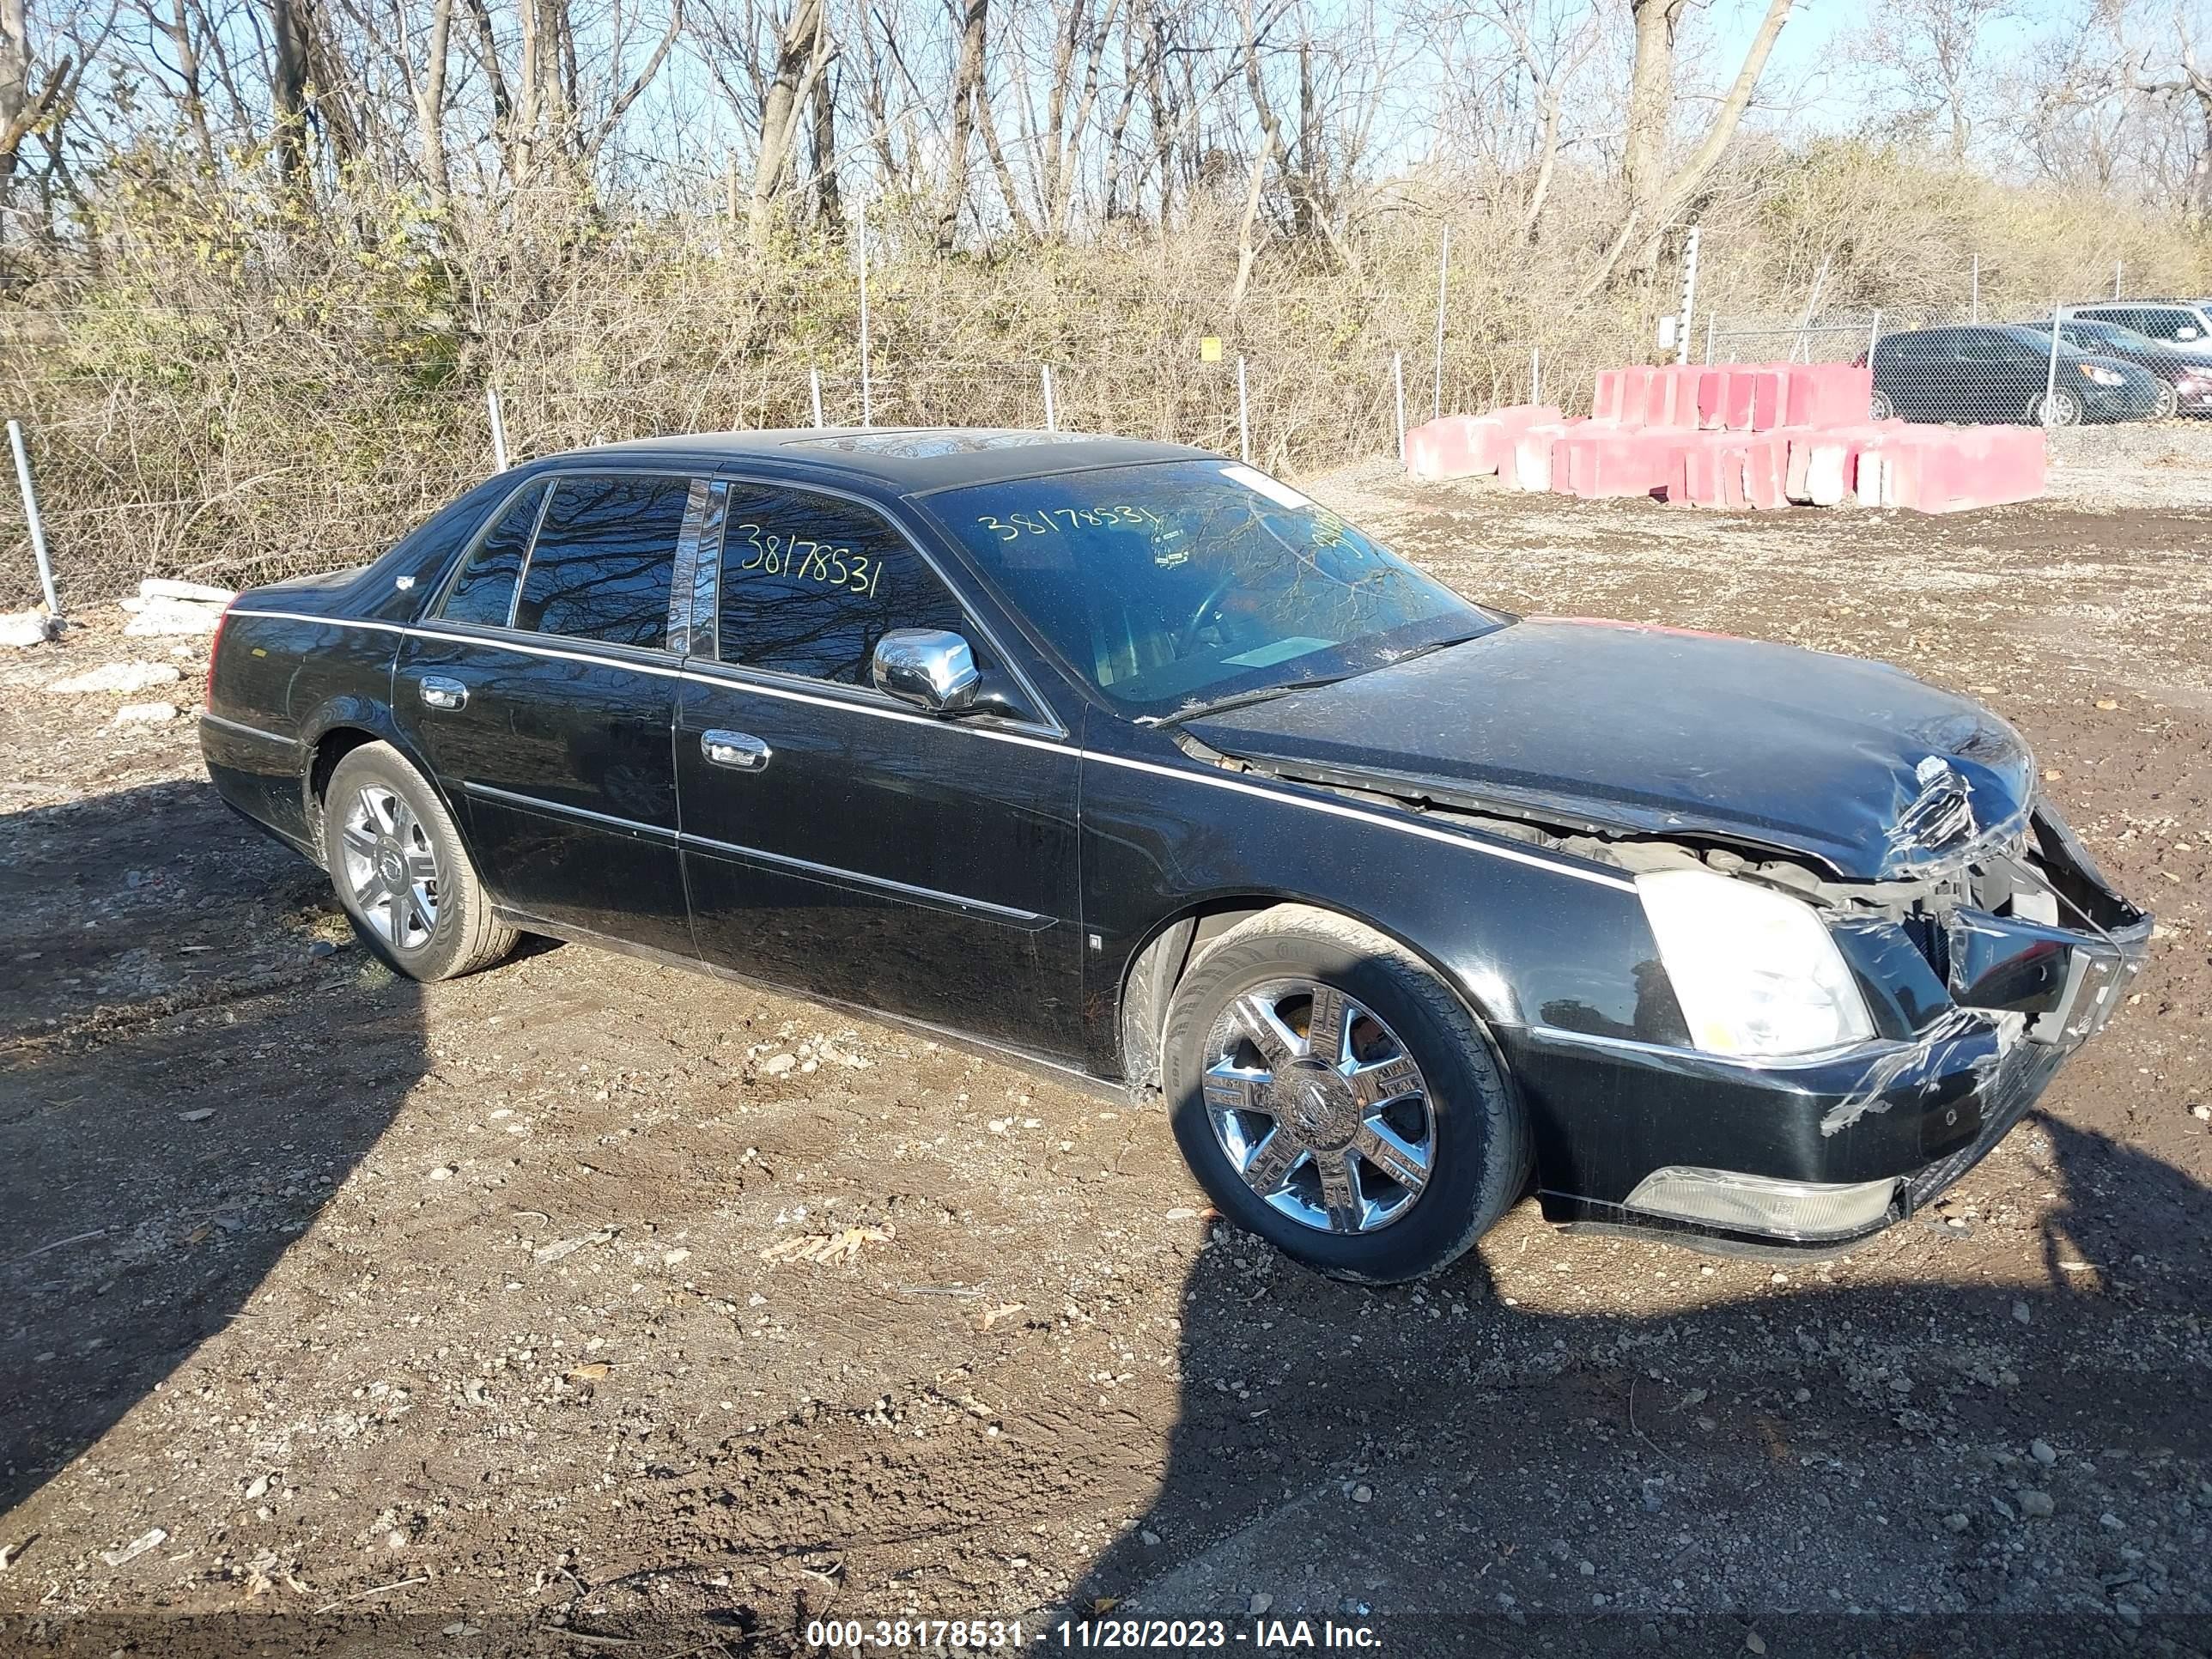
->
2154, 380, 2180, 420
1160, 906, 1530, 1284
2033, 387, 2084, 428
1869, 389, 1895, 422
321, 741, 518, 981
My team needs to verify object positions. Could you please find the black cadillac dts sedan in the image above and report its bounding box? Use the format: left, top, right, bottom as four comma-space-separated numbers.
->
201, 429, 2150, 1282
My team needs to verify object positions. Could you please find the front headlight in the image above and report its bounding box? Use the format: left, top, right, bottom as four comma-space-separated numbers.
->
1637, 867, 1875, 1058
2077, 364, 2124, 386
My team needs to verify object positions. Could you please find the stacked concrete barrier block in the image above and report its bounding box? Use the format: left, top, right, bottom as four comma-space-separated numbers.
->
1405, 404, 1562, 480
1409, 359, 2046, 513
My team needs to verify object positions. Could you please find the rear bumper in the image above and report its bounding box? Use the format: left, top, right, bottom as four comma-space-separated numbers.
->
1511, 823, 2151, 1255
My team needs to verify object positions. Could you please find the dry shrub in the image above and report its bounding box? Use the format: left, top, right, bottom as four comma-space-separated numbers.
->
2, 146, 2206, 606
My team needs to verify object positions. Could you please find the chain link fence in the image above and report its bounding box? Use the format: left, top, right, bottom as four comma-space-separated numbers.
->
1707, 301, 2212, 430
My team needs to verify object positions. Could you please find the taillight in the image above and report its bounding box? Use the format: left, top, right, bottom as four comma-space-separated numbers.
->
204, 602, 233, 705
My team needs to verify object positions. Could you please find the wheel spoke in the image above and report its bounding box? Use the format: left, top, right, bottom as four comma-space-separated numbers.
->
1304, 985, 1349, 1066
406, 850, 439, 883
1231, 994, 1299, 1072
404, 890, 434, 939
1354, 1121, 1431, 1192
384, 890, 408, 943
1242, 1126, 1304, 1194
362, 788, 393, 834
341, 822, 378, 859
1348, 1053, 1422, 1110
1201, 1066, 1261, 1115
1314, 1148, 1363, 1231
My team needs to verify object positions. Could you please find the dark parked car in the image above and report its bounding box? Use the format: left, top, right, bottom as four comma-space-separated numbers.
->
2061, 300, 2212, 357
1866, 325, 2164, 425
2050, 318, 2212, 416
201, 432, 2150, 1281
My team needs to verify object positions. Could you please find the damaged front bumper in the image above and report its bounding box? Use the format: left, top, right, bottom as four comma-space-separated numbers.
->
1510, 805, 2152, 1254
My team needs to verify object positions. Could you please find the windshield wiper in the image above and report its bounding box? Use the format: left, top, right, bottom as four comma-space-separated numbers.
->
1142, 675, 1355, 730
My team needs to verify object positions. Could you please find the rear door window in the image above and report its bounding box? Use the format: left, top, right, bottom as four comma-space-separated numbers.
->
714, 483, 976, 684
440, 480, 547, 628
515, 473, 693, 650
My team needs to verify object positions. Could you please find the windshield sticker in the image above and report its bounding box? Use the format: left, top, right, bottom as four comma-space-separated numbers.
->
1222, 635, 1334, 668
974, 505, 1173, 541
732, 524, 884, 596
1219, 463, 1310, 509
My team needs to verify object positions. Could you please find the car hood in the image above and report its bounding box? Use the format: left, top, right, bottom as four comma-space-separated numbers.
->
1182, 618, 2036, 880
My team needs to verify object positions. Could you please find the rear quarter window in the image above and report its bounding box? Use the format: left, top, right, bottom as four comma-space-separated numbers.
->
515, 473, 693, 649
439, 480, 547, 628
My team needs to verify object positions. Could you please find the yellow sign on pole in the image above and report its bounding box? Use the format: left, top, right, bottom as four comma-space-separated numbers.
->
1200, 336, 1223, 363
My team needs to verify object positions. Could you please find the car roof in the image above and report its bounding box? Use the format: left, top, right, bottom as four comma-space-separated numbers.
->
521, 428, 1211, 495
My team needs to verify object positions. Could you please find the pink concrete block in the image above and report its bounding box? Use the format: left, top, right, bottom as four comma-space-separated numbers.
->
1592, 370, 1624, 423
1510, 420, 1577, 490
1692, 369, 1729, 428
1745, 368, 1786, 431
1557, 429, 1674, 498
1403, 414, 1488, 479
1661, 431, 1738, 507
1661, 366, 1706, 428
1779, 366, 1821, 428
1718, 370, 1756, 431
1617, 368, 1656, 428
1743, 434, 1788, 509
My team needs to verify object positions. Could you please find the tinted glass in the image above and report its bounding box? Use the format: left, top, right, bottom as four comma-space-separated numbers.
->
440, 480, 545, 628
515, 473, 690, 649
715, 485, 973, 684
929, 459, 1492, 719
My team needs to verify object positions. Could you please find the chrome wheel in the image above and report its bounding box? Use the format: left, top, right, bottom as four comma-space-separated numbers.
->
1200, 979, 1436, 1235
339, 784, 440, 951
2035, 388, 2082, 428
2155, 380, 2180, 420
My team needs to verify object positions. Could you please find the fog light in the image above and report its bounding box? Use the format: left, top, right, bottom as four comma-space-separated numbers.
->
1623, 1167, 1899, 1241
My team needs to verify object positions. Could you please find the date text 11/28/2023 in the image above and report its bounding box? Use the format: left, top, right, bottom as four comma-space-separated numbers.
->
801, 1617, 1383, 1650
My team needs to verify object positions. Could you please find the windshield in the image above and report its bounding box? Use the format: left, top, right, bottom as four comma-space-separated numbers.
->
924, 459, 1495, 719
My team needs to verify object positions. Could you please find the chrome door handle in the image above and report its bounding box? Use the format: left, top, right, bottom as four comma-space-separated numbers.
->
702, 729, 772, 771
417, 676, 468, 711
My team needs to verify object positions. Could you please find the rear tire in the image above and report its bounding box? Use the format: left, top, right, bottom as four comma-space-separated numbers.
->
321, 741, 517, 981
1868, 389, 1894, 422
2154, 380, 2180, 420
1160, 905, 1529, 1284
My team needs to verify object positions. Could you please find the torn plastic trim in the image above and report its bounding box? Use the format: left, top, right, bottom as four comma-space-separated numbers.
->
1818, 1007, 2021, 1139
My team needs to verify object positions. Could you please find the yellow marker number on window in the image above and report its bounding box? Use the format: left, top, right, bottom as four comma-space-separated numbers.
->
735, 525, 882, 596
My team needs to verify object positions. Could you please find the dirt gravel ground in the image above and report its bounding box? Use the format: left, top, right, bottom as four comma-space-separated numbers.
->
3, 465, 2210, 1659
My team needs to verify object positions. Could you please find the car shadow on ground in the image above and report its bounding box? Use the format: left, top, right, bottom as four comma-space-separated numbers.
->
1059, 1103, 2212, 1658
0, 778, 426, 1523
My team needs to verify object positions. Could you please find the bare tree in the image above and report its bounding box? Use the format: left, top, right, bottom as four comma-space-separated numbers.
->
1590, 0, 1796, 290
1, 0, 74, 198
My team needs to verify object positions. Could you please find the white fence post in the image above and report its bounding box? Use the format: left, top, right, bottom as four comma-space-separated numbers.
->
1705, 313, 1717, 365
1237, 356, 1251, 463
1867, 309, 1882, 362
1971, 254, 1979, 322
1675, 224, 1701, 367
2114, 259, 2124, 298
810, 367, 824, 428
1042, 365, 1058, 432
2044, 306, 2063, 423
7, 419, 61, 618
486, 386, 509, 471
1431, 224, 1450, 422
1392, 352, 1407, 462
857, 201, 874, 429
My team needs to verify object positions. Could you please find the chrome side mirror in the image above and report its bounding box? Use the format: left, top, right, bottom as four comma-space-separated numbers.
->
872, 628, 980, 714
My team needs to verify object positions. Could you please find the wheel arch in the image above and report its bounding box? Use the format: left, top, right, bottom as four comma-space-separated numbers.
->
1114, 892, 1519, 1103
297, 699, 460, 865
